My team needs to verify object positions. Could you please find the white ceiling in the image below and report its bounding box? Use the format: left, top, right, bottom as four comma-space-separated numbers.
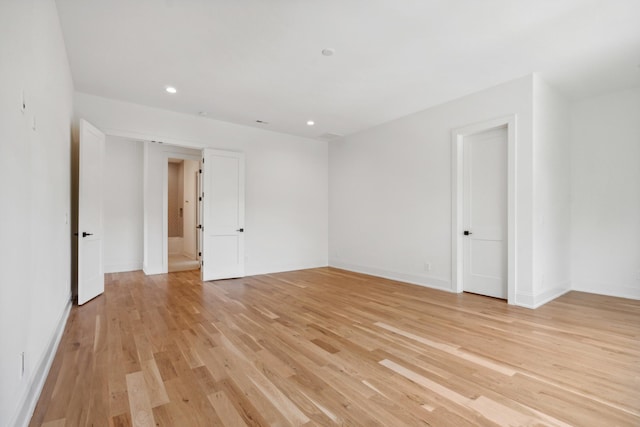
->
55, 0, 640, 139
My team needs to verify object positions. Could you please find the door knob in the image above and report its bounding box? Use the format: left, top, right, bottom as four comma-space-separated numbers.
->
464, 230, 472, 236
82, 232, 93, 237
236, 228, 244, 232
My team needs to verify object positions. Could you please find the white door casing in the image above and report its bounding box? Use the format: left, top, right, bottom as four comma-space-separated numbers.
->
462, 126, 508, 299
452, 115, 517, 304
77, 119, 105, 305
201, 149, 245, 281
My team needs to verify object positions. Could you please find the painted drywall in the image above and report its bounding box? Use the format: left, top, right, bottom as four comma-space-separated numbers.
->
167, 161, 182, 237
0, 1, 74, 426
74, 92, 329, 277
571, 87, 640, 299
530, 76, 572, 306
168, 237, 183, 255
182, 159, 199, 259
103, 136, 143, 273
329, 75, 536, 304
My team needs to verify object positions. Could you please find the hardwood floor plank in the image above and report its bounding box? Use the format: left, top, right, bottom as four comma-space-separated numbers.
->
208, 390, 249, 427
140, 359, 170, 408
29, 267, 640, 426
125, 371, 156, 427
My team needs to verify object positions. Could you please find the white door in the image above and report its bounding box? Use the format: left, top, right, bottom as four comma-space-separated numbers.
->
77, 119, 105, 305
201, 149, 245, 281
462, 126, 507, 299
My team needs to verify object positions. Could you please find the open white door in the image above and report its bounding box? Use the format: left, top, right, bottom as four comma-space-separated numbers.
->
462, 126, 507, 299
77, 119, 105, 305
201, 149, 245, 281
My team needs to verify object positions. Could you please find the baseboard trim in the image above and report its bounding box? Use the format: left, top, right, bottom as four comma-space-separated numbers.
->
572, 282, 640, 300
104, 262, 143, 273
143, 266, 164, 276
329, 260, 452, 292
11, 295, 72, 427
246, 260, 329, 277
516, 283, 571, 309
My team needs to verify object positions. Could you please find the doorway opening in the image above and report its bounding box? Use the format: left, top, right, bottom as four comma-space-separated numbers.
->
167, 157, 201, 272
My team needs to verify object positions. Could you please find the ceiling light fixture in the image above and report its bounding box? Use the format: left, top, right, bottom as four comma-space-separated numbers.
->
307, 120, 315, 126
165, 86, 177, 94
321, 48, 335, 56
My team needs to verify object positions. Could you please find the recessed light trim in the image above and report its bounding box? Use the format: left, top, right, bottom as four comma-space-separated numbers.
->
307, 120, 315, 126
165, 86, 177, 94
321, 48, 335, 56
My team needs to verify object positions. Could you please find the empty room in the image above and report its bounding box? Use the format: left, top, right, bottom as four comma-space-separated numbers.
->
1, 1, 639, 426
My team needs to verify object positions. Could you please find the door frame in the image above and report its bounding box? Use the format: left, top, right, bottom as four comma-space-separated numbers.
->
451, 115, 517, 304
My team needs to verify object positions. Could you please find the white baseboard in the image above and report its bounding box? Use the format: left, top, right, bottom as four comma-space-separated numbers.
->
11, 295, 72, 427
329, 260, 453, 292
104, 262, 143, 273
516, 283, 571, 309
572, 281, 640, 300
143, 266, 164, 275
246, 260, 329, 277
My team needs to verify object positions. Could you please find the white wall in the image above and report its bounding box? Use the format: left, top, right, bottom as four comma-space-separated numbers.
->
167, 161, 182, 237
0, 1, 74, 426
329, 75, 536, 304
571, 87, 640, 299
103, 136, 143, 273
183, 159, 199, 259
530, 76, 572, 306
74, 93, 329, 277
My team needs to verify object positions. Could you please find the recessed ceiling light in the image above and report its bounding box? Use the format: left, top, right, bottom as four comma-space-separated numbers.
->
165, 86, 177, 94
307, 120, 315, 126
321, 48, 335, 56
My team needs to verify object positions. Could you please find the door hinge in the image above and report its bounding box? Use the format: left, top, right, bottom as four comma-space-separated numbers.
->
198, 251, 201, 257
199, 169, 202, 174
198, 196, 202, 201
202, 158, 205, 163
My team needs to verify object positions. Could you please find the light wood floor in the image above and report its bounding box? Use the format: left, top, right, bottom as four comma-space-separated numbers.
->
30, 268, 640, 426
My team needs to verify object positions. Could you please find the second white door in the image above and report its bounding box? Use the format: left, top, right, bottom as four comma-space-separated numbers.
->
462, 126, 507, 299
201, 149, 245, 281
77, 119, 105, 305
